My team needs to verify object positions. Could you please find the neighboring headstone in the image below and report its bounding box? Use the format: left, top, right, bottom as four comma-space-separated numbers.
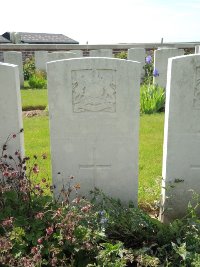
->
47, 58, 141, 204
3, 51, 24, 87
90, 49, 113, 57
195, 46, 200, 54
161, 54, 200, 222
35, 51, 48, 72
128, 48, 145, 79
69, 50, 83, 57
0, 63, 24, 162
153, 48, 184, 88
47, 52, 79, 62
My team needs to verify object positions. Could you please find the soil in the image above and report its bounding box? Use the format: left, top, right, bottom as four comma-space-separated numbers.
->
22, 110, 48, 117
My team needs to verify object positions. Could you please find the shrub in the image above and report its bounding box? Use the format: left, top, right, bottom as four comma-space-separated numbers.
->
23, 57, 35, 80
28, 70, 47, 89
91, 189, 200, 267
0, 132, 129, 266
115, 51, 127, 59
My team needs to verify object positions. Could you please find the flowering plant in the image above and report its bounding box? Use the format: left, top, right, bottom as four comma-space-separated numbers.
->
0, 131, 106, 266
140, 52, 164, 114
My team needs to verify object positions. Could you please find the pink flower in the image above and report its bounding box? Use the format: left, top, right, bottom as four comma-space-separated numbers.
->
12, 134, 16, 138
37, 238, 43, 244
2, 217, 14, 227
46, 226, 54, 235
33, 164, 39, 174
2, 171, 9, 177
35, 184, 41, 190
35, 212, 44, 220
81, 204, 92, 213
31, 246, 38, 254
51, 257, 58, 266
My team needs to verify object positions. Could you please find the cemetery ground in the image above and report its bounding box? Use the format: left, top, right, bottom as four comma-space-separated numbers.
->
21, 88, 48, 111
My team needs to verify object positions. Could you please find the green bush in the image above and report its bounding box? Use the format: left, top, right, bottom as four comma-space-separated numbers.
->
91, 189, 200, 267
115, 51, 127, 59
140, 84, 165, 114
28, 70, 47, 89
23, 57, 35, 80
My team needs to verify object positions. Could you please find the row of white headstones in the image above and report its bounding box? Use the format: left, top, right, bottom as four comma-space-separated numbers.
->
3, 47, 199, 88
0, 49, 200, 223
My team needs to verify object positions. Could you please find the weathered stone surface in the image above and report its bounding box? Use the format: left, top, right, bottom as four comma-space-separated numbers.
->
35, 51, 48, 71
0, 63, 24, 164
161, 54, 200, 222
90, 49, 113, 57
195, 46, 200, 54
47, 58, 140, 204
69, 50, 83, 57
3, 51, 24, 87
47, 52, 79, 62
153, 48, 184, 88
128, 48, 145, 78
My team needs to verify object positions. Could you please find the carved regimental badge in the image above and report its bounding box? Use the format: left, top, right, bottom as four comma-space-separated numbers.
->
193, 67, 200, 109
72, 69, 116, 112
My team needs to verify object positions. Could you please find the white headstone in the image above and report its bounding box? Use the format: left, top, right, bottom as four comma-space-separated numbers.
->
35, 51, 48, 72
128, 48, 145, 79
3, 51, 24, 87
47, 52, 79, 62
47, 58, 140, 204
69, 50, 83, 57
0, 63, 24, 162
153, 48, 184, 88
195, 46, 200, 54
90, 49, 113, 57
161, 54, 200, 222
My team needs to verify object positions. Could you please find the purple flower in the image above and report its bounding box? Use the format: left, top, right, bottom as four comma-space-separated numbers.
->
153, 68, 159, 77
145, 55, 152, 64
100, 218, 108, 224
99, 210, 105, 216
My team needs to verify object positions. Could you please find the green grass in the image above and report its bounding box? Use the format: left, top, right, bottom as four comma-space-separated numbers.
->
23, 113, 165, 206
21, 89, 48, 111
23, 116, 51, 185
139, 113, 164, 207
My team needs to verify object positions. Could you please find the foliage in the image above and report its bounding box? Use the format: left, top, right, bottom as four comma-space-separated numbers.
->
1, 133, 200, 266
0, 132, 130, 266
115, 51, 127, 59
23, 57, 47, 89
28, 70, 47, 89
23, 57, 35, 81
140, 84, 165, 114
91, 189, 200, 266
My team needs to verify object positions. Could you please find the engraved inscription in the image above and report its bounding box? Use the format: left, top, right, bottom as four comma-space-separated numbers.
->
79, 147, 111, 185
72, 69, 116, 112
193, 67, 200, 109
190, 164, 200, 170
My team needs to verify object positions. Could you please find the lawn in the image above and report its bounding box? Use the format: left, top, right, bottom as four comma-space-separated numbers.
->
23, 116, 51, 186
139, 113, 164, 207
23, 112, 165, 207
21, 89, 48, 111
